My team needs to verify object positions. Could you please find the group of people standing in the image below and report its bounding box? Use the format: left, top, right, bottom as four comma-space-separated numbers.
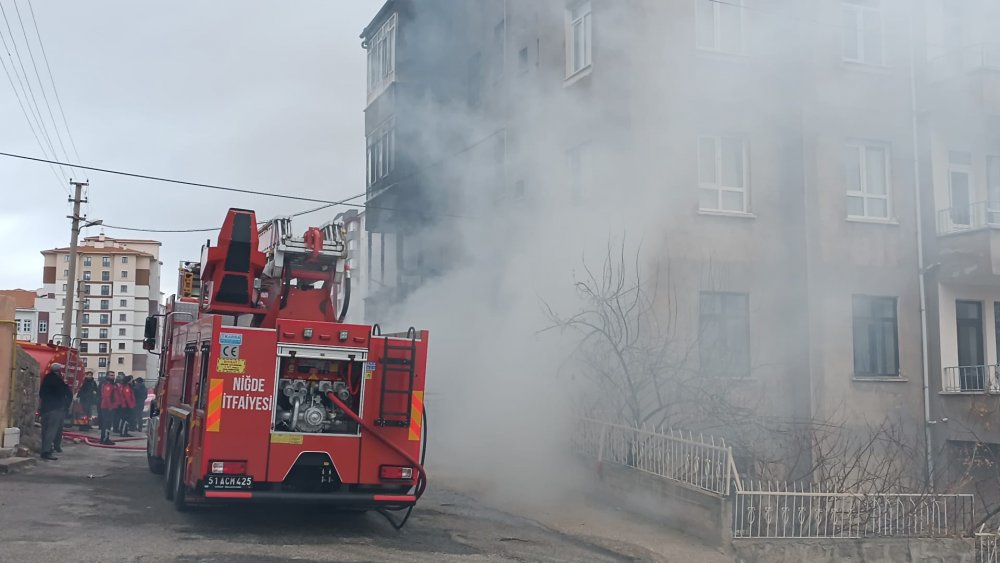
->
39, 365, 149, 459
77, 372, 147, 444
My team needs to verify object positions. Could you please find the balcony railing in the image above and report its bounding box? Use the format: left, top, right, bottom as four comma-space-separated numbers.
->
942, 365, 1000, 394
936, 201, 1000, 235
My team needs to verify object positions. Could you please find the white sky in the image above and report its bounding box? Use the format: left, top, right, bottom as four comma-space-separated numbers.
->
0, 1, 381, 293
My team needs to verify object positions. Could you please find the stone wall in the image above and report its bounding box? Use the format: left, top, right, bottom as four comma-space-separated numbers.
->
13, 347, 40, 450
732, 538, 975, 563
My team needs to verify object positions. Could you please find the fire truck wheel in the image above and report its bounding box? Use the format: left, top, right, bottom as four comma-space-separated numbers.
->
147, 435, 165, 475
164, 434, 178, 501
171, 439, 189, 511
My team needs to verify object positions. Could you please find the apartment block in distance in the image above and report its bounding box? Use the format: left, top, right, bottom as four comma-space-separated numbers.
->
37, 234, 162, 379
0, 289, 47, 343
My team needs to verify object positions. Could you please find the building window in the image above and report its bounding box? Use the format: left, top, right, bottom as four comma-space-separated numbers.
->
83, 256, 92, 267
120, 285, 127, 293
83, 271, 91, 281
61, 298, 66, 306
852, 295, 899, 377
39, 320, 47, 333
83, 299, 91, 310
119, 328, 126, 336
120, 270, 128, 279
119, 299, 127, 307
696, 0, 744, 54
63, 269, 69, 278
102, 256, 111, 267
121, 256, 128, 264
84, 284, 91, 294
100, 314, 109, 324
99, 343, 108, 354
518, 47, 529, 73
63, 254, 69, 262
82, 313, 90, 324
100, 299, 110, 310
100, 328, 108, 339
118, 357, 125, 365
366, 12, 397, 102
62, 283, 67, 291
366, 120, 395, 187
948, 151, 974, 227
349, 221, 358, 233
98, 357, 107, 368
699, 292, 750, 377
80, 343, 88, 353
118, 342, 126, 351
81, 328, 89, 338
81, 358, 87, 367
101, 271, 110, 281
846, 142, 890, 219
100, 285, 110, 296
566, 1, 592, 76
119, 313, 127, 322
842, 0, 884, 66
699, 136, 748, 213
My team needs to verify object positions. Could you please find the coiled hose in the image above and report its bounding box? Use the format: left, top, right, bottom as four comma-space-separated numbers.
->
325, 392, 427, 529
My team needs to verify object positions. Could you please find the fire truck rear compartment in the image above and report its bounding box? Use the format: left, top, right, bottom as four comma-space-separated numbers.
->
272, 356, 361, 436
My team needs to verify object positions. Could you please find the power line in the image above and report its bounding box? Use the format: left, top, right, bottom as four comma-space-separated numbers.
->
0, 0, 65, 179
12, 0, 74, 176
25, 0, 80, 164
100, 193, 369, 233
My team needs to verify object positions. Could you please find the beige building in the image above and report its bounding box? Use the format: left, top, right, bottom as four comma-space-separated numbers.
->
37, 234, 162, 380
363, 0, 1000, 486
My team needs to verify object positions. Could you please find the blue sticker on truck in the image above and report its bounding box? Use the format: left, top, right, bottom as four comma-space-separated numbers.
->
219, 333, 243, 346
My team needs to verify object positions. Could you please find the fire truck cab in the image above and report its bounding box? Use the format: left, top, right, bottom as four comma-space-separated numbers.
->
144, 208, 428, 517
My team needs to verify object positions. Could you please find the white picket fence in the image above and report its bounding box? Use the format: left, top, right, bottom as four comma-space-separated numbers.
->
732, 482, 975, 539
576, 419, 976, 541
978, 524, 1000, 563
575, 418, 741, 496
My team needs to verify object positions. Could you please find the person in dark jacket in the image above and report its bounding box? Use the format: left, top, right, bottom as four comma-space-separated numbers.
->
77, 372, 98, 428
52, 374, 74, 453
39, 363, 70, 460
131, 377, 147, 433
98, 373, 119, 444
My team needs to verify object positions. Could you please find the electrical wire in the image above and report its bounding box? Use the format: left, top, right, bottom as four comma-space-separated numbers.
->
26, 0, 80, 165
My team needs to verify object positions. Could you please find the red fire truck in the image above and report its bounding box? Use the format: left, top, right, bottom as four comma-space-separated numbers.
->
143, 208, 429, 525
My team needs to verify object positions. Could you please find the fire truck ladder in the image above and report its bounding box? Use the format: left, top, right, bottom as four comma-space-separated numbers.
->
375, 329, 418, 428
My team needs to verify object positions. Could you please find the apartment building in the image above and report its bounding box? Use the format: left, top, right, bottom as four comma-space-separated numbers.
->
0, 289, 47, 343
37, 234, 162, 380
362, 0, 1000, 484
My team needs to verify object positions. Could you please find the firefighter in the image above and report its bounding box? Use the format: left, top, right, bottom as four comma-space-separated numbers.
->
77, 371, 98, 427
131, 377, 147, 433
98, 373, 119, 444
38, 363, 69, 460
117, 375, 136, 437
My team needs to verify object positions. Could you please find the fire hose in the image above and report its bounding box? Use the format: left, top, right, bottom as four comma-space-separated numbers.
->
62, 430, 147, 451
326, 392, 427, 529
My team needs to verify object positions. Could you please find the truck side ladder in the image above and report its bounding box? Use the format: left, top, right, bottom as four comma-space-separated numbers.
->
375, 332, 417, 427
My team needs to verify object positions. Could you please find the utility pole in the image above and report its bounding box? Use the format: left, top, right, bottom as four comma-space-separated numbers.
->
60, 180, 88, 345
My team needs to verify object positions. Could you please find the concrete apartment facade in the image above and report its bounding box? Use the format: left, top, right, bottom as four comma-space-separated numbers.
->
362, 0, 1000, 485
37, 234, 162, 380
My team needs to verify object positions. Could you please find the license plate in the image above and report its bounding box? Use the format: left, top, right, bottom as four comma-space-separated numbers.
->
205, 474, 253, 490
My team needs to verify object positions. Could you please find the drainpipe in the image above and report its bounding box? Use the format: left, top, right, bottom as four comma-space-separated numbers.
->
908, 15, 934, 491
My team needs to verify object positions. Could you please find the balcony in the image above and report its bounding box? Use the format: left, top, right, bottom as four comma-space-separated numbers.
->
942, 365, 1000, 394
936, 201, 1000, 235
934, 202, 1000, 284
926, 43, 1000, 114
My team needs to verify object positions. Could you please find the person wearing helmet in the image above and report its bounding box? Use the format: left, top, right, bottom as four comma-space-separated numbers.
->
98, 373, 120, 445
38, 363, 70, 460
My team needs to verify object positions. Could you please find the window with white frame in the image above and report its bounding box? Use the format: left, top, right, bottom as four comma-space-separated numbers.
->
121, 256, 128, 264
698, 135, 748, 213
22, 319, 31, 333
366, 119, 395, 187
566, 0, 592, 76
846, 142, 890, 219
348, 221, 358, 232
366, 12, 397, 103
696, 0, 744, 54
102, 256, 111, 267
83, 256, 92, 266
39, 320, 47, 333
842, 0, 884, 65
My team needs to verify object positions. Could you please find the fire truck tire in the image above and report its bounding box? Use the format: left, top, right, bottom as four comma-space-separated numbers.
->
147, 435, 165, 475
164, 432, 179, 501
171, 439, 189, 511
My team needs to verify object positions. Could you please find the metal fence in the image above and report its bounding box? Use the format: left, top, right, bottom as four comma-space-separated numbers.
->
733, 482, 975, 539
936, 201, 1000, 234
978, 524, 1000, 563
943, 365, 1000, 394
575, 418, 740, 496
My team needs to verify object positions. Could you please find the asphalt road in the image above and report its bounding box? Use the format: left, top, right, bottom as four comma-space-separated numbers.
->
0, 435, 682, 563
